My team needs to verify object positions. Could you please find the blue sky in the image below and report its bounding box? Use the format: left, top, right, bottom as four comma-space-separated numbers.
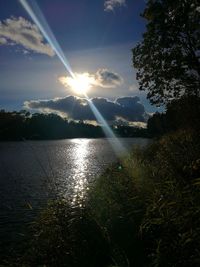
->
0, 0, 160, 117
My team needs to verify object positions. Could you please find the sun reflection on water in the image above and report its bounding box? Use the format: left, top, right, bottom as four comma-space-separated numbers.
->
70, 139, 90, 203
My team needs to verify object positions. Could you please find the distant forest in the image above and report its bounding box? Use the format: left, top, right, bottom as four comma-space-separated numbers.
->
0, 110, 148, 140
1, 94, 199, 141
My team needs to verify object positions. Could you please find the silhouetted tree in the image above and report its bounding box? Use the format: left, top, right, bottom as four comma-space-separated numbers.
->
132, 0, 200, 105
0, 111, 148, 140
147, 112, 166, 136
0, 111, 25, 140
147, 95, 200, 136
165, 95, 200, 130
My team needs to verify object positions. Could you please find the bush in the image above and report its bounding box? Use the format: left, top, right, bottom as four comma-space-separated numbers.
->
18, 200, 112, 267
140, 130, 200, 267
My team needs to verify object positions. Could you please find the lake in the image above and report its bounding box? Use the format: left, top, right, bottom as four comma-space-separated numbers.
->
0, 138, 150, 255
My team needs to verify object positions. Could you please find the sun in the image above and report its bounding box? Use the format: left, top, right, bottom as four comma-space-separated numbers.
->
61, 73, 94, 95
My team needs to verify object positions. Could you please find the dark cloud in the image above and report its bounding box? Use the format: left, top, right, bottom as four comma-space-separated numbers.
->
24, 95, 147, 122
95, 69, 123, 88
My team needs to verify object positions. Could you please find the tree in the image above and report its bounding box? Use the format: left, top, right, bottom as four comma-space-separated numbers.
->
132, 0, 200, 106
147, 95, 200, 135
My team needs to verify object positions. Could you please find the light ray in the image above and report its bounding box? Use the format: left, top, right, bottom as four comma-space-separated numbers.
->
20, 0, 127, 157
19, 0, 75, 78
84, 93, 126, 156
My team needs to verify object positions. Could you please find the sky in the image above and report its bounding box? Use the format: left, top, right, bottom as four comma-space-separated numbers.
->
0, 0, 161, 124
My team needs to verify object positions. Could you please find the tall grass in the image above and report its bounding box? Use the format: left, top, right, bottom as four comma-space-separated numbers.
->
4, 129, 200, 267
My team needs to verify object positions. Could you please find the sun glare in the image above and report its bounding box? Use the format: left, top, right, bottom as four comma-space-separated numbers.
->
63, 73, 94, 95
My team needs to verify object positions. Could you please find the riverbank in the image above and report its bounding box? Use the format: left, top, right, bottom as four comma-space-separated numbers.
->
3, 129, 200, 267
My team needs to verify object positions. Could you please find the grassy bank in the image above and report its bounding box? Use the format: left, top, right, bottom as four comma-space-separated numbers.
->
4, 130, 200, 267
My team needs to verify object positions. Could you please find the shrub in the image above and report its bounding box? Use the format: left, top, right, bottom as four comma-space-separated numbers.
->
20, 200, 112, 267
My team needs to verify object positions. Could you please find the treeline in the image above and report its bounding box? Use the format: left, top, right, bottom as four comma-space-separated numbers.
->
0, 110, 148, 140
147, 95, 200, 137
1, 94, 199, 141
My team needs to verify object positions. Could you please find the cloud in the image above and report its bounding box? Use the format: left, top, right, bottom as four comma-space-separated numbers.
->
59, 69, 123, 91
129, 84, 138, 92
24, 95, 147, 122
104, 0, 126, 12
0, 17, 54, 56
95, 69, 123, 88
0, 37, 7, 44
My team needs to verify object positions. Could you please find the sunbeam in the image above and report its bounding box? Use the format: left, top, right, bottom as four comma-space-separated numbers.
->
60, 73, 94, 95
19, 0, 75, 78
20, 0, 127, 157
84, 93, 127, 156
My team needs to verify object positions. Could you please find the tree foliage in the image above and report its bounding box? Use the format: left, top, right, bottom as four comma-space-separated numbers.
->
0, 110, 148, 140
132, 0, 200, 105
147, 95, 200, 136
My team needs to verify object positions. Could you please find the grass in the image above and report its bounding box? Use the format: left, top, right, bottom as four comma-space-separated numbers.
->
2, 129, 200, 267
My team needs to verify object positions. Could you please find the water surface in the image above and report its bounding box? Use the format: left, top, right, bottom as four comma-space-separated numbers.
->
0, 138, 150, 253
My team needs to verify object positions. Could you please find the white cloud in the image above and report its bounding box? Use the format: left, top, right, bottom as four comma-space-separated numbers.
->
0, 37, 7, 44
104, 0, 126, 12
59, 69, 123, 91
129, 84, 138, 92
0, 16, 54, 56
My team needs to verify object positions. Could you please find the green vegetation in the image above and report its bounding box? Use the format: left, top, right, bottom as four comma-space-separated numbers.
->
4, 129, 200, 267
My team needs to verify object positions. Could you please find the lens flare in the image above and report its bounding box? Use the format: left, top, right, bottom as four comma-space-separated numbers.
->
20, 0, 127, 157
19, 0, 75, 78
85, 95, 126, 156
